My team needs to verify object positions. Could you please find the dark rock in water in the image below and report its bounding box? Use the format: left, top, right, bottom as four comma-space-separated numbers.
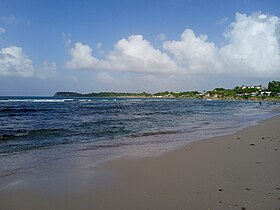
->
219, 188, 223, 192
256, 161, 261, 164
262, 137, 265, 139
241, 207, 246, 210
250, 143, 255, 146
246, 188, 251, 191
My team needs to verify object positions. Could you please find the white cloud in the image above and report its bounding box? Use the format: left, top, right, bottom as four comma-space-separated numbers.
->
220, 12, 280, 77
106, 35, 179, 74
65, 42, 99, 69
65, 12, 280, 80
163, 29, 222, 73
0, 46, 34, 77
163, 12, 280, 77
0, 46, 58, 80
66, 35, 179, 74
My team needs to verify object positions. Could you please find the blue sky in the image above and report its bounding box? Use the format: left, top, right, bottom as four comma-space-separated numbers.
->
0, 0, 279, 95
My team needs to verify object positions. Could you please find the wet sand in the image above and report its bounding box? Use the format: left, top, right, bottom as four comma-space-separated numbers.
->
1, 115, 280, 210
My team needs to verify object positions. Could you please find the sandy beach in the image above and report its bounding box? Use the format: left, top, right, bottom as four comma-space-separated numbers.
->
1, 115, 280, 210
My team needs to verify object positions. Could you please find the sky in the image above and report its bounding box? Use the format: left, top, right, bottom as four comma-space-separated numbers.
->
0, 0, 279, 96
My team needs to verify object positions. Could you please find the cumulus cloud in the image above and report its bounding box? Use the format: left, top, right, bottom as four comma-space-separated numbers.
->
0, 46, 58, 79
163, 29, 222, 73
106, 35, 179, 74
0, 46, 34, 77
66, 35, 179, 74
66, 12, 280, 79
220, 12, 280, 77
65, 42, 100, 69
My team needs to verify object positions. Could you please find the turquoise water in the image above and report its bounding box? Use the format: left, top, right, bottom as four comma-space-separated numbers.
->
0, 97, 279, 179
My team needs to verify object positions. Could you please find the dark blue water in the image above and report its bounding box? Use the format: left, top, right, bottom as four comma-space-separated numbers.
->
0, 97, 278, 154
0, 97, 279, 180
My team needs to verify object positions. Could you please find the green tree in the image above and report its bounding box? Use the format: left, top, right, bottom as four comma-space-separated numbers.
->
268, 81, 280, 97
268, 81, 280, 91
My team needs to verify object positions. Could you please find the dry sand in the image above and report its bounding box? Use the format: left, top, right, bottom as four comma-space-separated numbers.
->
1, 115, 280, 210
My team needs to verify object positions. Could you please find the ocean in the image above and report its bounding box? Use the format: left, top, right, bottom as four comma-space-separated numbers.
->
0, 97, 279, 184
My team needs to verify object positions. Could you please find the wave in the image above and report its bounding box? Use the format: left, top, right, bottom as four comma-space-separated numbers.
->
0, 107, 57, 116
0, 99, 74, 103
77, 142, 134, 152
0, 107, 44, 113
130, 130, 182, 138
0, 128, 67, 141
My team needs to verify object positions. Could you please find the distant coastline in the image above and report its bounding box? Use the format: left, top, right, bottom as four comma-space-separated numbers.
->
54, 80, 280, 101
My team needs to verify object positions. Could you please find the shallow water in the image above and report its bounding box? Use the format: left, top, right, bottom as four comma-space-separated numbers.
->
0, 97, 279, 187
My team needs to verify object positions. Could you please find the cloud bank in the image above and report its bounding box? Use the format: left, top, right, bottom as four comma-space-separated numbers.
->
220, 12, 280, 77
66, 12, 280, 79
66, 35, 179, 74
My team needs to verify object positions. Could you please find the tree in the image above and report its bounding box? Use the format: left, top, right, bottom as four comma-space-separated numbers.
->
214, 88, 225, 91
268, 81, 280, 91
268, 81, 280, 97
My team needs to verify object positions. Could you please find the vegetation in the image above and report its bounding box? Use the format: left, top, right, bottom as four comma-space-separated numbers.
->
233, 86, 259, 94
54, 91, 153, 98
206, 88, 236, 98
54, 80, 280, 101
268, 81, 280, 96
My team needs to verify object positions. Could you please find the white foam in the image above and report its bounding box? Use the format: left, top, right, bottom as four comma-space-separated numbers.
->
0, 99, 74, 103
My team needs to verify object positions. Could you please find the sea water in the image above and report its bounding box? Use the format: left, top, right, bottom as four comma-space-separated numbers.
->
0, 97, 279, 189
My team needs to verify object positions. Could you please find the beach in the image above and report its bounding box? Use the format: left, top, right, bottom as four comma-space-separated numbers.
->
1, 0, 279, 208
1, 114, 279, 210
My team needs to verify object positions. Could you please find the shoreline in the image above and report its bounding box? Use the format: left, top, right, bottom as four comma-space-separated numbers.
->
52, 95, 280, 102
1, 115, 280, 209
96, 115, 280, 209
